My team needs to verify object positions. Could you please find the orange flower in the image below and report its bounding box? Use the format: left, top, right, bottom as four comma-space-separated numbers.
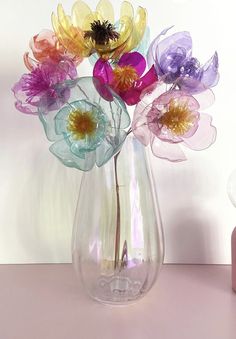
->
24, 29, 82, 71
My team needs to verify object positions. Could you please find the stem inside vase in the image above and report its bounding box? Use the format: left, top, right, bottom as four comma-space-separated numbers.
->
114, 151, 121, 270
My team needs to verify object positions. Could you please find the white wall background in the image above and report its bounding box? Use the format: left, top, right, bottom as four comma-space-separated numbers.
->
0, 0, 235, 264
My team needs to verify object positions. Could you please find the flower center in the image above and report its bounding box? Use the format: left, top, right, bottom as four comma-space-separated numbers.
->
112, 66, 139, 92
84, 20, 120, 45
67, 109, 97, 140
159, 99, 196, 136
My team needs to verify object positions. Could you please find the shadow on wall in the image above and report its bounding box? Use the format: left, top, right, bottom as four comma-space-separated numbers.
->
150, 155, 220, 264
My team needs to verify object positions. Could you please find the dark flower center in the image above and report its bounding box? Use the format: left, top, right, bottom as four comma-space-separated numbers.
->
84, 20, 120, 45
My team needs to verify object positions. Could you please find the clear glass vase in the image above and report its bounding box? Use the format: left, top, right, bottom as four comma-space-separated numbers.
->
72, 135, 164, 305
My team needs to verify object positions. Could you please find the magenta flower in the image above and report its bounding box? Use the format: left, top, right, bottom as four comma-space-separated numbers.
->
93, 52, 158, 105
132, 83, 216, 161
12, 60, 77, 114
147, 29, 219, 94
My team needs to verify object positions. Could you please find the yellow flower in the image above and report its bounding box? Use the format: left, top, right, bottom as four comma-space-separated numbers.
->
51, 0, 147, 59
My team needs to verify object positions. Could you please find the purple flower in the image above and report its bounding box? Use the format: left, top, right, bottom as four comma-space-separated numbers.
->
12, 60, 77, 114
93, 52, 158, 106
147, 28, 219, 93
132, 83, 216, 161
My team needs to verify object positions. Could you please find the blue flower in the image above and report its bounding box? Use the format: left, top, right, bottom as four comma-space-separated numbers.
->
39, 77, 130, 171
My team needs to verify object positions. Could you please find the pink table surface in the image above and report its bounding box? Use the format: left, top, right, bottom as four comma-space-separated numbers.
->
0, 264, 235, 339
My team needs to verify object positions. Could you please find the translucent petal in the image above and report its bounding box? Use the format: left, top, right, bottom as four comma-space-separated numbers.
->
96, 130, 127, 167
132, 101, 152, 146
52, 8, 90, 57
201, 52, 219, 88
93, 59, 114, 83
54, 105, 71, 135
118, 52, 146, 77
96, 0, 114, 24
139, 81, 166, 107
183, 113, 216, 151
81, 12, 102, 31
147, 26, 174, 68
71, 0, 92, 28
38, 108, 62, 142
155, 31, 192, 79
119, 65, 158, 106
154, 90, 200, 110
121, 6, 147, 54
151, 135, 187, 162
108, 97, 130, 129
193, 88, 215, 110
134, 26, 150, 56
50, 139, 96, 171
120, 1, 134, 20
57, 4, 73, 33
52, 12, 84, 55
93, 59, 114, 100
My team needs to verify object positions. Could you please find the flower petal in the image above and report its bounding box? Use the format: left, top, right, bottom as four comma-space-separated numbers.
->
93, 58, 113, 83
52, 4, 89, 57
96, 0, 114, 24
134, 26, 150, 56
148, 30, 192, 79
118, 52, 146, 77
120, 6, 147, 54
132, 101, 151, 146
151, 134, 187, 162
194, 88, 215, 110
183, 113, 216, 151
120, 1, 134, 20
93, 60, 114, 101
50, 138, 96, 171
147, 26, 173, 68
120, 65, 157, 105
71, 0, 92, 28
200, 52, 219, 88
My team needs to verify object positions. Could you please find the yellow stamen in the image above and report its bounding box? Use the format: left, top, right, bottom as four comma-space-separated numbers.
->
67, 109, 97, 140
159, 99, 196, 136
112, 65, 139, 92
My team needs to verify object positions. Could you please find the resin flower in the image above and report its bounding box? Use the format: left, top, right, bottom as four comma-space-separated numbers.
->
51, 0, 147, 59
42, 77, 130, 171
12, 60, 77, 114
24, 30, 82, 71
93, 52, 158, 105
147, 29, 219, 93
132, 84, 216, 161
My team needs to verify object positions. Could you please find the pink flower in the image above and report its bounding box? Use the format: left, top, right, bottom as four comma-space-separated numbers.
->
93, 52, 158, 105
132, 83, 216, 161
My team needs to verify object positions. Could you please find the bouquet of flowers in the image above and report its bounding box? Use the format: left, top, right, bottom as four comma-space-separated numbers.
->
12, 0, 219, 170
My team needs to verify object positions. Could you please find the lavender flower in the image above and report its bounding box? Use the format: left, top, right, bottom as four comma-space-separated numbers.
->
147, 29, 219, 93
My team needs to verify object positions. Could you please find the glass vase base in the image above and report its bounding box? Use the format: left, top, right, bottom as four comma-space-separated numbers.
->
92, 274, 146, 305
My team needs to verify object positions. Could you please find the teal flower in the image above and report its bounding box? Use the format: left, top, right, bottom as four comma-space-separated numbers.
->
40, 77, 130, 171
